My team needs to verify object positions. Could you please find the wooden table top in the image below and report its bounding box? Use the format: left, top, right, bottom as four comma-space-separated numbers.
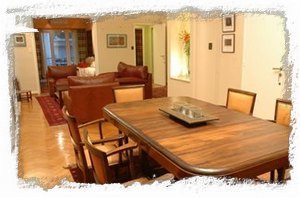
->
103, 96, 290, 179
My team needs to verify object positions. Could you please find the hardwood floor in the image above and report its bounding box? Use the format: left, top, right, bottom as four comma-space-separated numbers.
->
17, 93, 118, 189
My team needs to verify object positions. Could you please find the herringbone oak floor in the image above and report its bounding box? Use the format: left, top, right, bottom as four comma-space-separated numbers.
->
17, 94, 119, 189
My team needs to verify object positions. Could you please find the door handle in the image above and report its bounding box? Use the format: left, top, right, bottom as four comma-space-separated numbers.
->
272, 67, 282, 71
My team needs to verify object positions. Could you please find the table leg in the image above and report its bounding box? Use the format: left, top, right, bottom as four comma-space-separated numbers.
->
140, 150, 153, 178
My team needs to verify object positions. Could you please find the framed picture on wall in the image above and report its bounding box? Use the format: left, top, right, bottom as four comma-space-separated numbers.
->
13, 34, 26, 47
222, 14, 235, 32
222, 34, 235, 53
107, 34, 127, 48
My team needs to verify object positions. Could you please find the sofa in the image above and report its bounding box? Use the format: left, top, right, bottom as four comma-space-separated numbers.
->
98, 62, 152, 99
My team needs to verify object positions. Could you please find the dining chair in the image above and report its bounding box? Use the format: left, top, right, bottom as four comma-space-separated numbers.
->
112, 84, 166, 177
274, 98, 292, 127
226, 88, 257, 115
270, 98, 292, 182
112, 84, 144, 145
14, 77, 32, 102
62, 106, 128, 183
83, 130, 175, 185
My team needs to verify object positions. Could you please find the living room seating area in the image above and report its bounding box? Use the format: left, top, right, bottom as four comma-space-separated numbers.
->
47, 61, 153, 108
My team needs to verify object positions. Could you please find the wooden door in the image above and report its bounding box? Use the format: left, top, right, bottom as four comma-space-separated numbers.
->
153, 24, 167, 86
135, 29, 143, 66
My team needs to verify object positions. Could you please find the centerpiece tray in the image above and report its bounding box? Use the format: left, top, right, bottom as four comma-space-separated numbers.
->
159, 104, 219, 125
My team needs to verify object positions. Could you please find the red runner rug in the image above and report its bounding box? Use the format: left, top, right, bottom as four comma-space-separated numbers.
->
36, 96, 66, 126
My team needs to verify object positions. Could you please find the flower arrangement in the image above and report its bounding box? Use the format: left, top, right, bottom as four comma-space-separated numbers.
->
179, 30, 190, 56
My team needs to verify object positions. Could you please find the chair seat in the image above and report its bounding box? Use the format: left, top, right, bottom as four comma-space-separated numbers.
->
128, 138, 140, 157
113, 137, 140, 157
16, 90, 32, 101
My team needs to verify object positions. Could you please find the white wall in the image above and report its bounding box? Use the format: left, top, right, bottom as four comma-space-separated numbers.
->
192, 17, 219, 104
216, 14, 244, 105
92, 15, 166, 74
14, 33, 40, 94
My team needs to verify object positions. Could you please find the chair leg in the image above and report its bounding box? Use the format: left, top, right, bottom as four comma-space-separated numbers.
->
270, 170, 275, 182
98, 122, 104, 140
128, 149, 136, 179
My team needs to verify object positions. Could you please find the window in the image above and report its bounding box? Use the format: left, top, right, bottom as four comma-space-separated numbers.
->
41, 30, 78, 67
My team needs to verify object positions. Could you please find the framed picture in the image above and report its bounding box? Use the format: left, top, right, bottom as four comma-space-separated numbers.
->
14, 34, 26, 47
107, 34, 127, 48
222, 14, 235, 32
222, 34, 235, 53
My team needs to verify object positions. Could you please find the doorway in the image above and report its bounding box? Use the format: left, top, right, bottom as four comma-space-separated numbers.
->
40, 30, 79, 77
36, 29, 93, 93
135, 28, 144, 66
134, 24, 167, 87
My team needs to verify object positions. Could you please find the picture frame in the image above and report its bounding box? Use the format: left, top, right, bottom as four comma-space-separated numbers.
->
222, 34, 235, 53
222, 14, 235, 32
13, 34, 26, 47
107, 34, 127, 48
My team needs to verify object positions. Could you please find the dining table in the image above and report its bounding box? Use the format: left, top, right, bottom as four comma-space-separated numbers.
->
103, 96, 290, 180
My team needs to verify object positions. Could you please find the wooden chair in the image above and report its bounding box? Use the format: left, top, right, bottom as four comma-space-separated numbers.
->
62, 106, 129, 183
112, 84, 144, 143
112, 84, 145, 103
274, 99, 292, 127
270, 98, 292, 182
112, 84, 145, 162
226, 88, 257, 115
112, 84, 166, 177
14, 77, 32, 102
83, 130, 175, 186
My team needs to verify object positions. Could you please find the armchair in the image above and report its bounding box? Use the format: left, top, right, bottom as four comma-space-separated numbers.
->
270, 98, 292, 182
63, 81, 119, 139
83, 130, 175, 185
62, 106, 128, 183
47, 65, 77, 97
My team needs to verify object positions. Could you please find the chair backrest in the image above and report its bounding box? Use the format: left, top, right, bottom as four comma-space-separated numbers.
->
226, 88, 257, 115
64, 82, 119, 124
14, 77, 21, 91
83, 130, 113, 184
62, 106, 91, 183
274, 99, 292, 126
113, 85, 145, 103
